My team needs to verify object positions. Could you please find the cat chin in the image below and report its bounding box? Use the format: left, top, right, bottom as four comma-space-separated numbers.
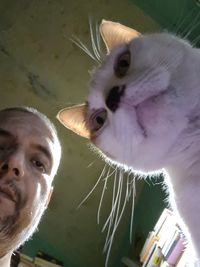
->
90, 142, 166, 175
89, 138, 166, 173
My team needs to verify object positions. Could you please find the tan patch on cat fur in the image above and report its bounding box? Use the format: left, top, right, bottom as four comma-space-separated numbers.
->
100, 20, 141, 53
57, 103, 90, 139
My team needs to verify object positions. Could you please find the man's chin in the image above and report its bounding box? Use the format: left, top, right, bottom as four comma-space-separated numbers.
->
0, 202, 46, 253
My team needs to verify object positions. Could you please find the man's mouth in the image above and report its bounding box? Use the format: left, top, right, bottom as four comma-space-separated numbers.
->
0, 185, 18, 203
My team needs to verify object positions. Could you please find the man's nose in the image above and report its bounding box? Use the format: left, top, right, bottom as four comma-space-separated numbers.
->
0, 149, 25, 179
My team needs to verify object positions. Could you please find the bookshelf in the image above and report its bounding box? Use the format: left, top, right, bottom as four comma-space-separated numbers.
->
140, 208, 188, 267
122, 209, 190, 267
12, 250, 64, 267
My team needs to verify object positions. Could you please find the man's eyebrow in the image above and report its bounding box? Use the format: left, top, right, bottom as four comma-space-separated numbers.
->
0, 129, 53, 163
0, 128, 13, 138
34, 144, 53, 163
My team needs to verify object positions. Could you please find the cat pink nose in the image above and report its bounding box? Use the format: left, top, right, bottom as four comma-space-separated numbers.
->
106, 85, 126, 112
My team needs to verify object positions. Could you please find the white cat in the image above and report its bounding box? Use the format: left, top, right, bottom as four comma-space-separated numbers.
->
57, 20, 200, 265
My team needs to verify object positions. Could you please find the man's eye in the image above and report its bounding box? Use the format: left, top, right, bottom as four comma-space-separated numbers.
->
32, 159, 46, 173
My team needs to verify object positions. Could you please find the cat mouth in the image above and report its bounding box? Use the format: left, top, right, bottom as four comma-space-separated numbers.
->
135, 108, 147, 137
135, 93, 163, 136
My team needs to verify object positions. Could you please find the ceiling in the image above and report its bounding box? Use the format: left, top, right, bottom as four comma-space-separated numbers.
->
0, 1, 199, 267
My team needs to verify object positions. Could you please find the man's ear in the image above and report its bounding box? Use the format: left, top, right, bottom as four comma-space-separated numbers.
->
45, 186, 54, 207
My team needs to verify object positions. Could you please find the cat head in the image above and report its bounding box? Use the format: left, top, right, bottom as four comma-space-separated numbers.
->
58, 20, 198, 172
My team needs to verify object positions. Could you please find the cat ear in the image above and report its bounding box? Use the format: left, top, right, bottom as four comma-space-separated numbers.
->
57, 103, 90, 139
100, 20, 141, 53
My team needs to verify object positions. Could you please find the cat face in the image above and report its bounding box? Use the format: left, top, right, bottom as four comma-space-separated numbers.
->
58, 21, 199, 172
86, 33, 195, 171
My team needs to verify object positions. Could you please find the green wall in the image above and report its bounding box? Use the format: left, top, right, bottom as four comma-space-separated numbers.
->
131, 0, 200, 46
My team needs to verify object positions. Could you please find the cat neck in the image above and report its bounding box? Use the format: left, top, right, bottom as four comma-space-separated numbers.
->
165, 118, 200, 191
165, 127, 200, 254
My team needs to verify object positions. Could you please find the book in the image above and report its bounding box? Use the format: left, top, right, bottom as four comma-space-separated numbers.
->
162, 228, 180, 257
36, 251, 63, 266
142, 242, 158, 267
145, 243, 163, 267
20, 253, 34, 262
166, 236, 185, 265
157, 212, 177, 250
142, 241, 163, 267
18, 253, 35, 267
34, 257, 62, 267
18, 263, 35, 267
140, 231, 159, 263
154, 209, 172, 235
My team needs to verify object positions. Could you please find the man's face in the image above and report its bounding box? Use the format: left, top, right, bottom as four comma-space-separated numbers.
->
0, 111, 59, 254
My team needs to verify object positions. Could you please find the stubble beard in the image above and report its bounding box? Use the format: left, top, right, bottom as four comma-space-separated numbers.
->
0, 190, 46, 256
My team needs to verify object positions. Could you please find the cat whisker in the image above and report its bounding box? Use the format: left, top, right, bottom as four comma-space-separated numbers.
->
110, 171, 129, 233
77, 164, 107, 209
103, 170, 122, 265
97, 165, 116, 224
95, 22, 104, 59
97, 169, 109, 225
127, 173, 145, 244
178, 10, 198, 37
192, 34, 200, 46
173, 0, 188, 33
129, 175, 136, 243
144, 177, 151, 186
182, 12, 200, 40
102, 168, 118, 234
89, 18, 102, 62
77, 162, 132, 267
109, 172, 133, 241
70, 35, 99, 62
87, 160, 97, 168
175, 6, 197, 36
104, 170, 135, 267
102, 170, 117, 253
104, 169, 123, 251
126, 173, 131, 201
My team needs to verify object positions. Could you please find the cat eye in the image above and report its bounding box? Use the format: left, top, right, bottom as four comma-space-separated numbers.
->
114, 50, 130, 78
90, 109, 107, 133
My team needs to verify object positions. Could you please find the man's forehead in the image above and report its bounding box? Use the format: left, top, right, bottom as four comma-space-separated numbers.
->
0, 110, 52, 136
0, 111, 56, 155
